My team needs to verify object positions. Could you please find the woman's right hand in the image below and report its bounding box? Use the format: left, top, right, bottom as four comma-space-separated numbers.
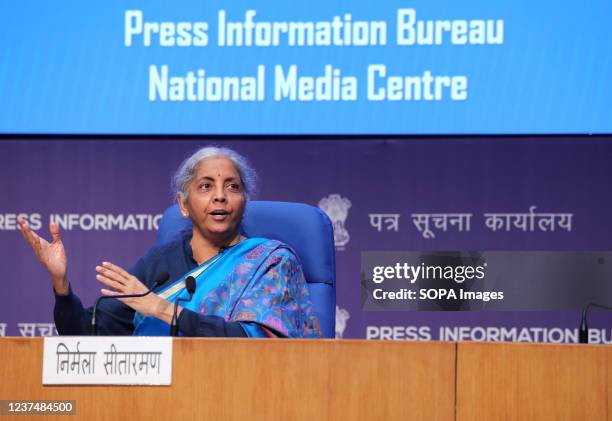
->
17, 217, 69, 295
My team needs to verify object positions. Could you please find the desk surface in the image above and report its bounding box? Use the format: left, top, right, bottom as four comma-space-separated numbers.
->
0, 337, 455, 421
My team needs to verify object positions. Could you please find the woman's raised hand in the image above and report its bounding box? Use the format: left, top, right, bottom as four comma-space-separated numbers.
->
17, 217, 69, 294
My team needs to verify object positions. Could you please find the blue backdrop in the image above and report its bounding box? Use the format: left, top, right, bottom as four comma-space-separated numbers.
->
1, 138, 611, 342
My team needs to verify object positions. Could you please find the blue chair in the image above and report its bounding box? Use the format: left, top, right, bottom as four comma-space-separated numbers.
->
155, 201, 336, 338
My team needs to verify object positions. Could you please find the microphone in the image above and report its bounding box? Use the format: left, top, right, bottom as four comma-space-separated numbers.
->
579, 302, 612, 344
170, 276, 197, 337
91, 271, 170, 335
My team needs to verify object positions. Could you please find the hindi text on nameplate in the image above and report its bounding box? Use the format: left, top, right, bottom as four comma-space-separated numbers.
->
42, 337, 172, 385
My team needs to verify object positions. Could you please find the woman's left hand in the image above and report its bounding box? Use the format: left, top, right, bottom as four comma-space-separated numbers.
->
95, 261, 169, 319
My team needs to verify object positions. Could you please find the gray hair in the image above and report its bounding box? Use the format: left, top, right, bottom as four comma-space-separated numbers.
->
173, 146, 257, 202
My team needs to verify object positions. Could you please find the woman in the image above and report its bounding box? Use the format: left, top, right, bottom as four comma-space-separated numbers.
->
17, 146, 321, 338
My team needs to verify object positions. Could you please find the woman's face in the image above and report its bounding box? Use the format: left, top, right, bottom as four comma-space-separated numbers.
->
178, 157, 246, 243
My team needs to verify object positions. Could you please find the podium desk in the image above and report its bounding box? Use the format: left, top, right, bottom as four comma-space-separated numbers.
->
456, 341, 611, 420
0, 338, 454, 421
2, 338, 610, 420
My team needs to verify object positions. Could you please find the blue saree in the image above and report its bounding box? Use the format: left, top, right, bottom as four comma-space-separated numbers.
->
133, 237, 321, 338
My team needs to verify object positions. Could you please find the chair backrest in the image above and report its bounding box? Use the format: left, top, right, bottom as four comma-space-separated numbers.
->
155, 201, 336, 338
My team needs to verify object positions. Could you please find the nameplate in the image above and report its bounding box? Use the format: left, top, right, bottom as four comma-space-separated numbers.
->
42, 337, 172, 385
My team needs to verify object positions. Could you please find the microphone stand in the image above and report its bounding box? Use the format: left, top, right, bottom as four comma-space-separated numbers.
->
170, 276, 197, 337
579, 302, 612, 344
